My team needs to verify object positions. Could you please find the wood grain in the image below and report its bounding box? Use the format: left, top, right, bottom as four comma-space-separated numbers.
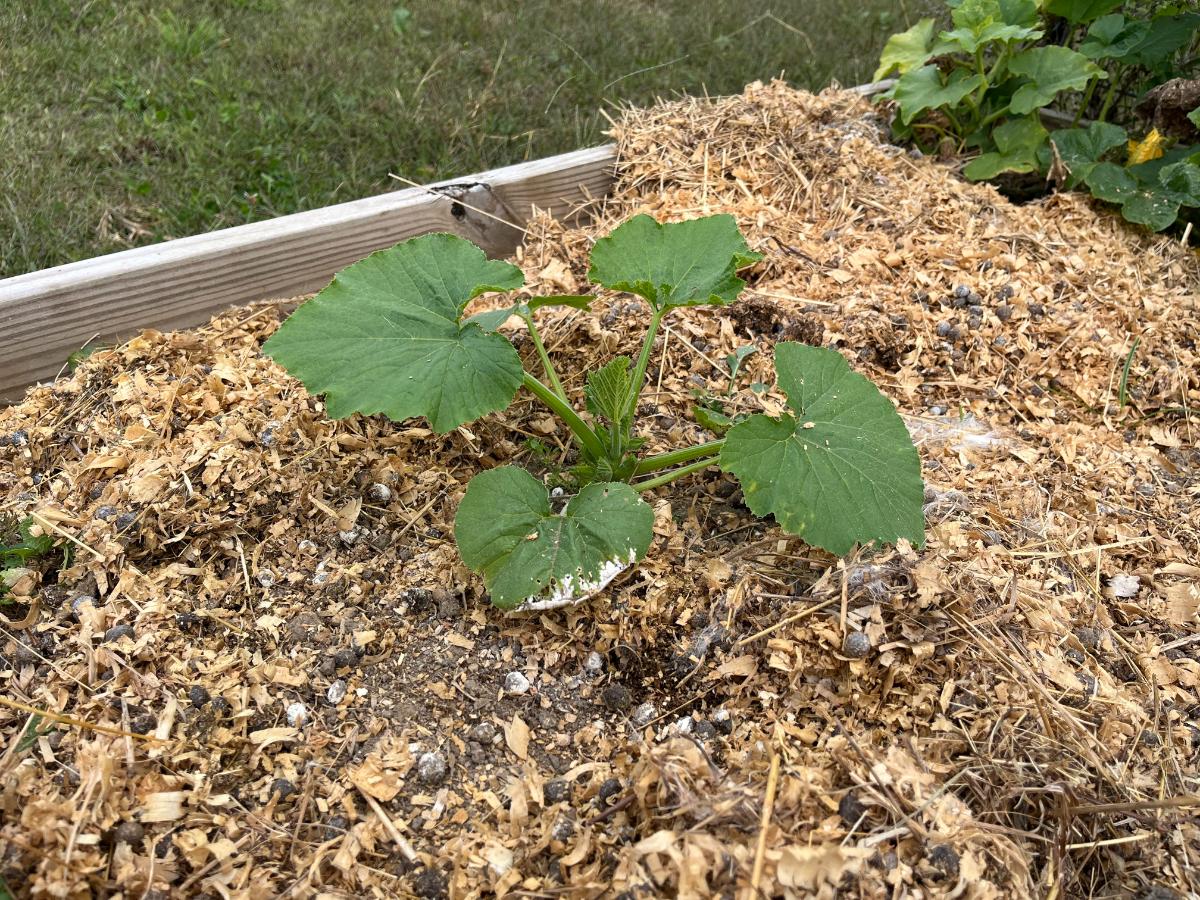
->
0, 145, 617, 403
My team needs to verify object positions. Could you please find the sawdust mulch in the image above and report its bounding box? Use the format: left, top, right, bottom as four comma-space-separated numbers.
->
1, 81, 1198, 899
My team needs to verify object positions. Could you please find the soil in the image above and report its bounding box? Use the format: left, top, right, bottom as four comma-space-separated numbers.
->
1, 82, 1198, 899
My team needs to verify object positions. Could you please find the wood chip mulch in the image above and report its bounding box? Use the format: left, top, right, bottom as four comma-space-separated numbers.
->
2, 81, 1198, 899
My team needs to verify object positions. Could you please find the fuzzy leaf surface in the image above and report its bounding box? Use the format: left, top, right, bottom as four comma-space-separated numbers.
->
263, 233, 525, 432
719, 343, 924, 555
455, 467, 653, 610
586, 214, 761, 311
1008, 47, 1105, 115
585, 356, 632, 423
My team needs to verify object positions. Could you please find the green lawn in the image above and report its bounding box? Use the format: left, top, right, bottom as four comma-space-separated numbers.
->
0, 0, 927, 278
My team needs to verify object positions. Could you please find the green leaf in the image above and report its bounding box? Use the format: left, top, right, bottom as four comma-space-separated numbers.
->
584, 356, 632, 423
467, 295, 593, 332
937, 0, 1040, 51
1079, 15, 1149, 60
1007, 46, 1105, 115
1085, 160, 1198, 232
1123, 14, 1200, 68
963, 115, 1048, 180
719, 343, 925, 556
263, 233, 526, 433
694, 404, 733, 435
1121, 191, 1183, 231
891, 66, 986, 126
952, 0, 1036, 30
454, 467, 654, 610
1086, 161, 1139, 203
1042, 121, 1128, 187
726, 345, 758, 380
1160, 158, 1200, 206
874, 18, 935, 80
1043, 0, 1122, 24
1190, 107, 1200, 130
586, 214, 762, 311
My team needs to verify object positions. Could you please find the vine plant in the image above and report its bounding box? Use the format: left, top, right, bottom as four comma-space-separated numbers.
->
265, 215, 925, 610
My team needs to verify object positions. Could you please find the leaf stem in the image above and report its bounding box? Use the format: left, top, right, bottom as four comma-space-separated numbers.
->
1073, 75, 1098, 127
521, 372, 606, 459
622, 308, 666, 422
522, 313, 567, 401
633, 440, 724, 476
633, 457, 718, 492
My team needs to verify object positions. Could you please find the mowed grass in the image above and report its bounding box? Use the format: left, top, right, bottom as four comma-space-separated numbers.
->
0, 0, 928, 277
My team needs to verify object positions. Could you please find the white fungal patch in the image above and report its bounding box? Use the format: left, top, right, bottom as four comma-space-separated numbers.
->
516, 548, 638, 612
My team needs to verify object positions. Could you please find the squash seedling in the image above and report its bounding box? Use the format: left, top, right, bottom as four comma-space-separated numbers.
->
264, 215, 925, 610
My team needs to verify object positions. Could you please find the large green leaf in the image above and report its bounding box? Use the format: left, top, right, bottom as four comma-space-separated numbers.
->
1160, 158, 1200, 206
587, 214, 761, 311
1042, 121, 1128, 187
1085, 159, 1199, 232
874, 18, 935, 80
1086, 162, 1139, 204
963, 115, 1049, 180
1043, 0, 1122, 24
1123, 14, 1200, 68
454, 467, 653, 610
1121, 191, 1184, 232
891, 66, 986, 126
719, 343, 924, 556
1079, 15, 1149, 60
263, 233, 525, 432
1008, 47, 1105, 115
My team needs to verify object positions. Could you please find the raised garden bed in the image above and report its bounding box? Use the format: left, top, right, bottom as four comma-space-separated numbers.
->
1, 82, 1198, 898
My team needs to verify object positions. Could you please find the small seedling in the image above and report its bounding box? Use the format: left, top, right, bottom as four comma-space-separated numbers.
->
265, 215, 925, 610
1, 515, 55, 602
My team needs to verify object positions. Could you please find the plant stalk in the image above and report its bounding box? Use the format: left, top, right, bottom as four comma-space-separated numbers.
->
521, 372, 605, 459
1073, 75, 1098, 127
633, 440, 724, 476
622, 308, 666, 422
522, 314, 567, 402
633, 456, 718, 492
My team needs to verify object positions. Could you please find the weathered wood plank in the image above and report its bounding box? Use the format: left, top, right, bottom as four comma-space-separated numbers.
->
0, 145, 617, 403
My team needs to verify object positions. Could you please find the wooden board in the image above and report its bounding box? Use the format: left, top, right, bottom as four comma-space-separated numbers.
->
0, 145, 617, 403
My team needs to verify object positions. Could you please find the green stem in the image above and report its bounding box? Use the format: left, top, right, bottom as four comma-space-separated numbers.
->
522, 314, 567, 401
622, 308, 666, 422
1073, 76, 1098, 127
633, 440, 724, 476
977, 105, 1011, 130
1096, 69, 1121, 123
633, 456, 717, 492
521, 372, 605, 459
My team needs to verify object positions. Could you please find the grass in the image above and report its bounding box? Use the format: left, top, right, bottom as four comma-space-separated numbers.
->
0, 0, 930, 278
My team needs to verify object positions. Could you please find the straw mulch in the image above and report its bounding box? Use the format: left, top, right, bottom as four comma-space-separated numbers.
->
1, 81, 1198, 899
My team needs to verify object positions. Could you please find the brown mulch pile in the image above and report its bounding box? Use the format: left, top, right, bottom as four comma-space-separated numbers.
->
2, 81, 1198, 899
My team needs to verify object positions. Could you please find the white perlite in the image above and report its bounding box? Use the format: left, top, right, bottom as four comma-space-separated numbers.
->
1109, 574, 1140, 598
516, 548, 638, 612
286, 702, 308, 727
504, 671, 531, 694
